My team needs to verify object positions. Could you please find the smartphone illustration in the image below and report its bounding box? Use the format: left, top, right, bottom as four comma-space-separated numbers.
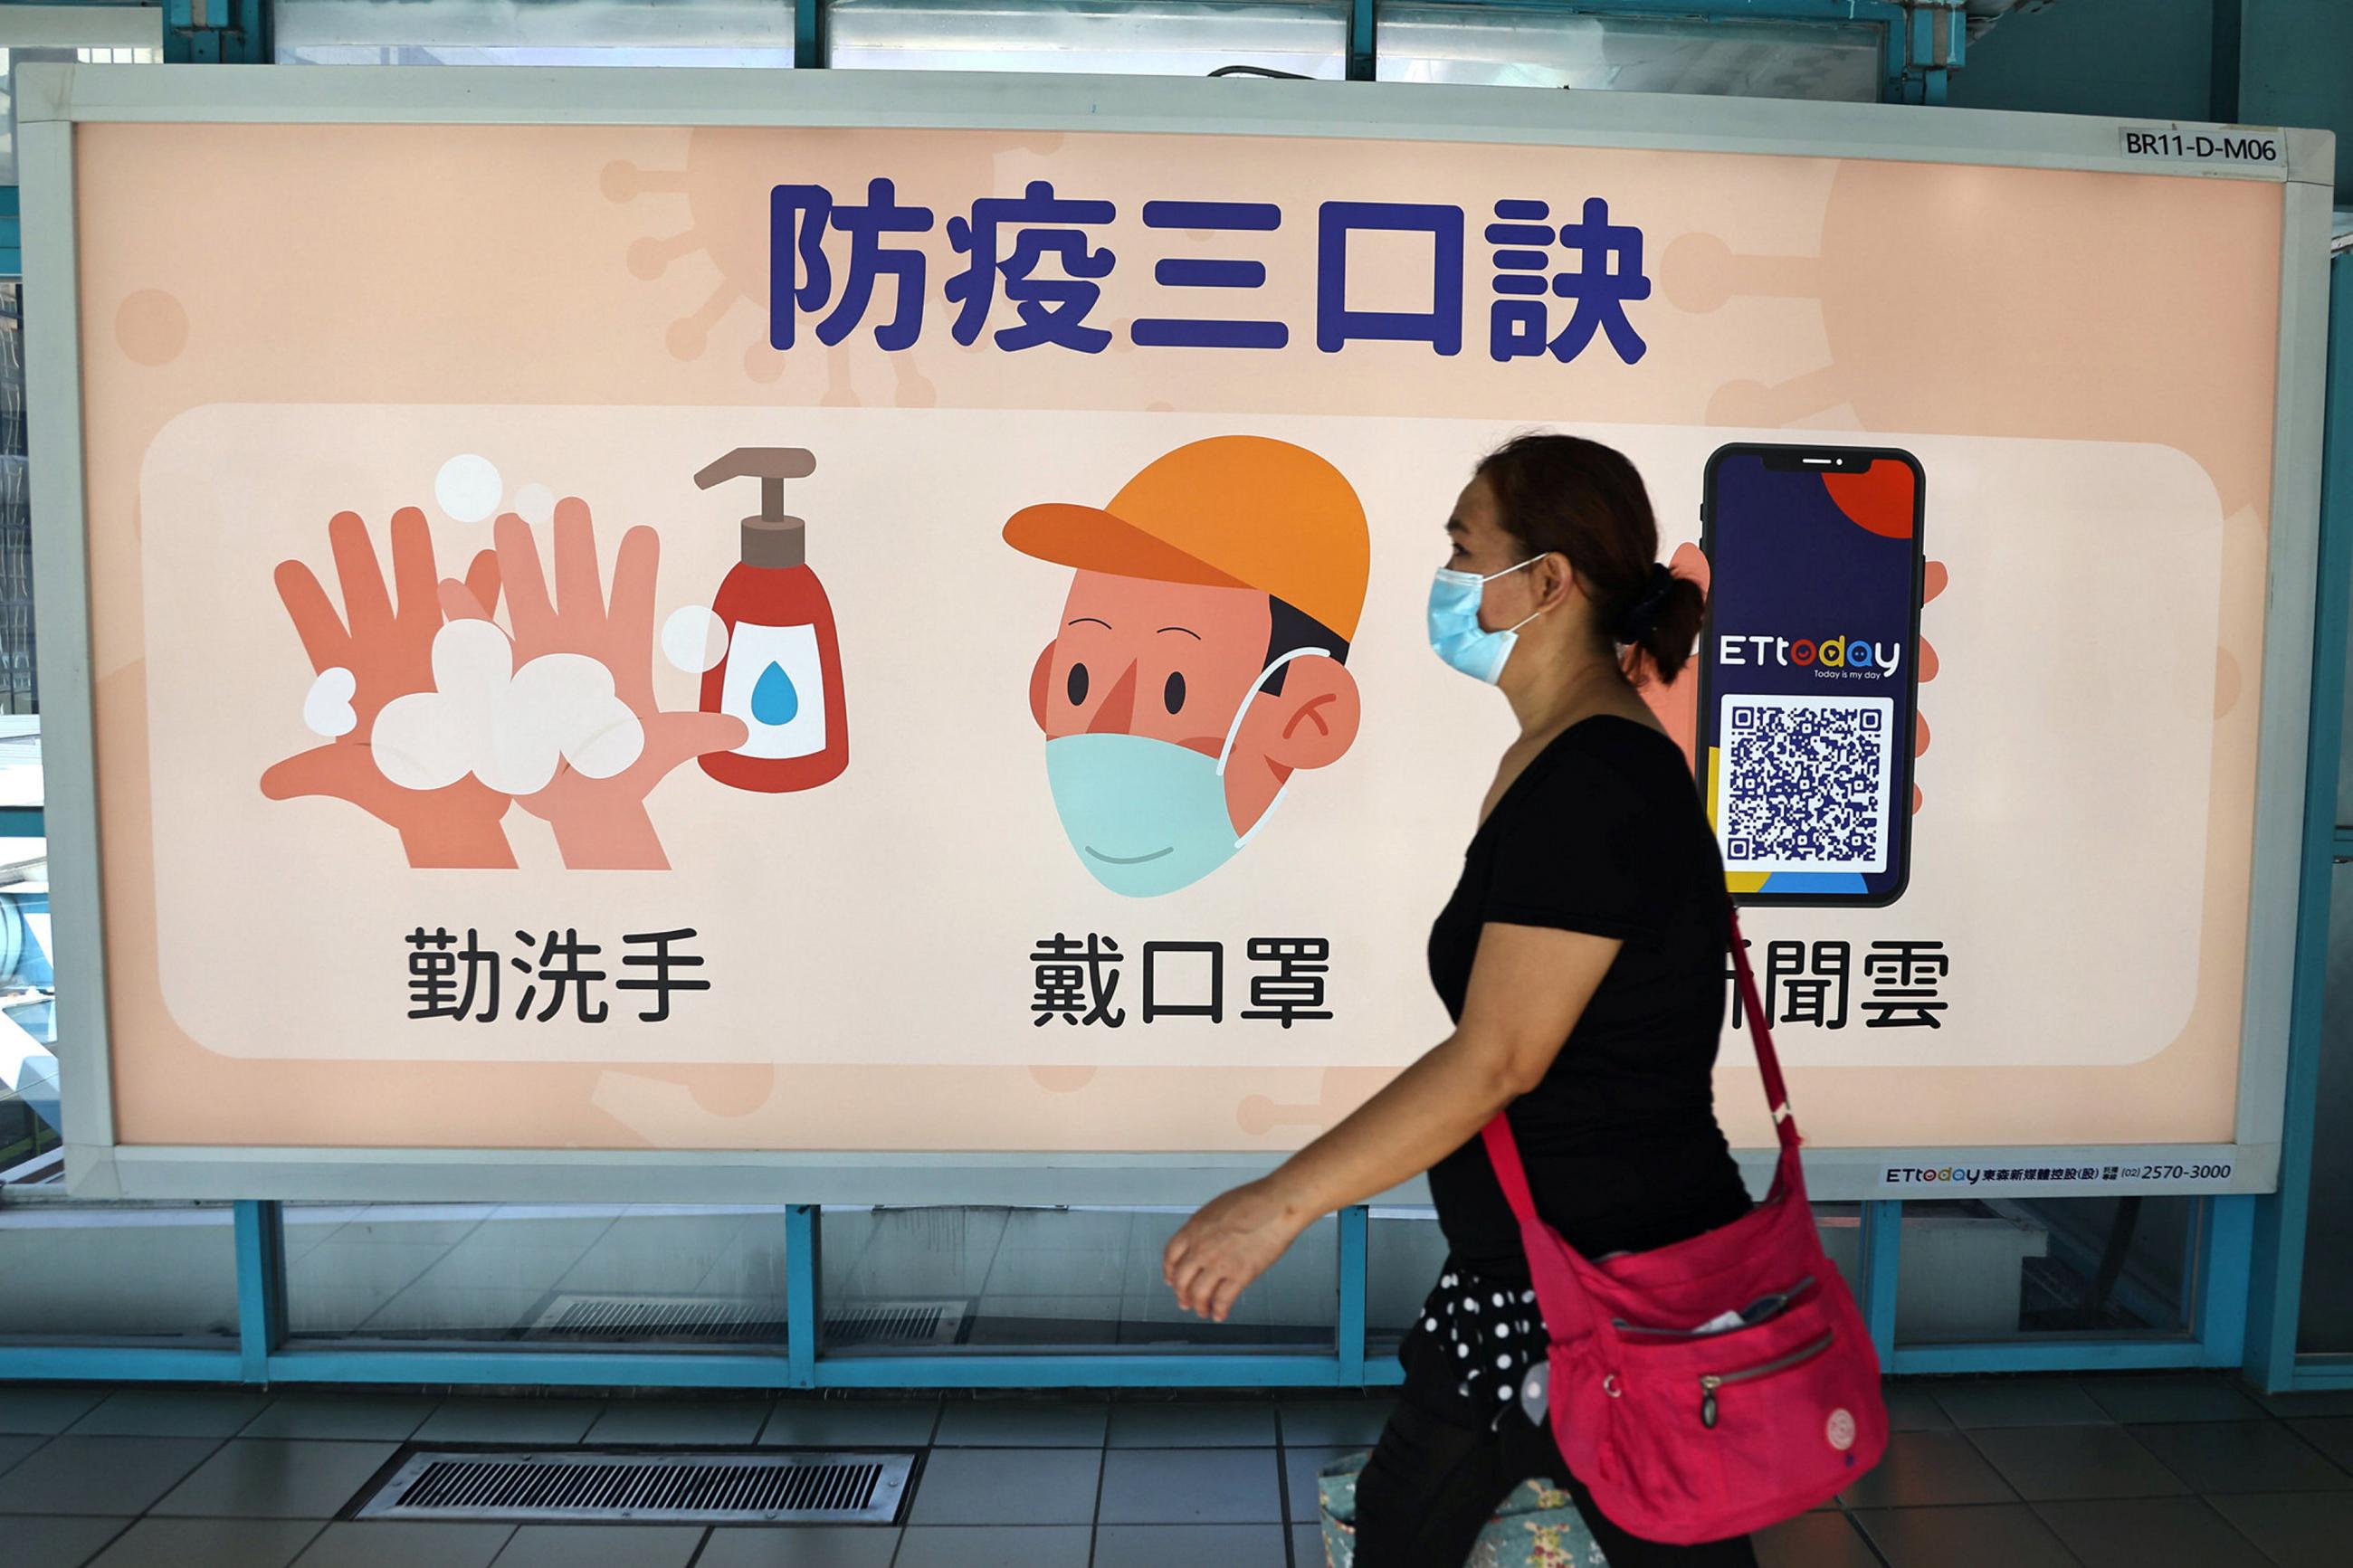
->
1695, 443, 1926, 907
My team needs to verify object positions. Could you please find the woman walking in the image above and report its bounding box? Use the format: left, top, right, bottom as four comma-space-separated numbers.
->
1162, 432, 1760, 1566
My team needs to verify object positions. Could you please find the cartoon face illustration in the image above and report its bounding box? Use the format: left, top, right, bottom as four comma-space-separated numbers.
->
1005, 436, 1370, 897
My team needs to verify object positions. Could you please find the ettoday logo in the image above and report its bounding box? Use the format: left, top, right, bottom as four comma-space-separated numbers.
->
1716, 633, 1903, 675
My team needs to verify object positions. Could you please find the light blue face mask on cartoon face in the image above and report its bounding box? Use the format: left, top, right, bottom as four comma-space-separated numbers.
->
1427, 556, 1546, 685
1043, 646, 1331, 898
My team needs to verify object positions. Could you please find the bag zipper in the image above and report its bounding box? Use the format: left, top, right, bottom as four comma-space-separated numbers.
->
1612, 1277, 1818, 1339
1699, 1331, 1834, 1429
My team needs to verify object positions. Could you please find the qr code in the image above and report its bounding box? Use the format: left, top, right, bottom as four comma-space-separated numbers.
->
1718, 694, 1894, 875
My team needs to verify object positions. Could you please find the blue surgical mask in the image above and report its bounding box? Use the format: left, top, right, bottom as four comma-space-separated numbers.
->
1044, 647, 1329, 898
1428, 556, 1545, 684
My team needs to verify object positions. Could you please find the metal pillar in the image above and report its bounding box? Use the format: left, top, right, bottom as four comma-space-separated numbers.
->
162, 0, 269, 65
2198, 1195, 2254, 1369
1859, 1200, 1901, 1362
1347, 0, 1376, 82
786, 1203, 821, 1388
795, 0, 827, 69
1337, 1204, 1368, 1381
233, 1199, 286, 1381
1896, 1, 1967, 107
2248, 250, 2353, 1392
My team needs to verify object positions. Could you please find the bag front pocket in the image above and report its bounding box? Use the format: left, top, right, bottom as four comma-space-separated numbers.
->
1698, 1330, 1833, 1429
1612, 1276, 1820, 1342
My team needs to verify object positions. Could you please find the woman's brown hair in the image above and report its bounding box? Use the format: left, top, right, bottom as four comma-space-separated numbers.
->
1473, 432, 1706, 683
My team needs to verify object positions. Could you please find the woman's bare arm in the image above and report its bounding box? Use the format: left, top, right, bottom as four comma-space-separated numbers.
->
1163, 922, 1620, 1321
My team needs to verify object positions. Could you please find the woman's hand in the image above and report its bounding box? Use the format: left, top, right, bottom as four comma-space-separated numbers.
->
1162, 1178, 1311, 1323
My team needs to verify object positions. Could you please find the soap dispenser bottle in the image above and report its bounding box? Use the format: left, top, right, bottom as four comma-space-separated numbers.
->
693, 447, 848, 793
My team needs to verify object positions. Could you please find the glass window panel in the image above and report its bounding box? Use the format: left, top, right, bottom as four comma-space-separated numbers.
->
1366, 1205, 1447, 1354
275, 0, 795, 67
2339, 612, 2353, 825
284, 1202, 793, 1345
824, 1203, 1338, 1351
1894, 1194, 2196, 1345
0, 1198, 237, 1341
2301, 862, 2353, 1351
1809, 1201, 1865, 1302
0, 287, 31, 717
0, 837, 52, 1174
827, 0, 1346, 80
0, 281, 46, 1174
0, 10, 166, 186
1376, 3, 1879, 101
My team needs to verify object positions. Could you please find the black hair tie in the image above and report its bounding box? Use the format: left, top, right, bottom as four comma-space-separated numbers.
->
1615, 563, 1679, 643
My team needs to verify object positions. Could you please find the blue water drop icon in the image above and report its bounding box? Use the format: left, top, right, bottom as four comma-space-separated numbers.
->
751, 660, 799, 726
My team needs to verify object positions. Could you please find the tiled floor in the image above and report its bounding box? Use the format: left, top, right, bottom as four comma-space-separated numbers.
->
0, 1373, 2348, 1565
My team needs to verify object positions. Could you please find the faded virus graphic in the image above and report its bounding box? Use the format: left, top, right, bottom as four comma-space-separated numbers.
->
1661, 160, 2277, 520
604, 127, 1067, 404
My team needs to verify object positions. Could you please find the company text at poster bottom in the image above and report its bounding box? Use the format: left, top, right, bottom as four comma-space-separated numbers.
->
1881, 1161, 2241, 1194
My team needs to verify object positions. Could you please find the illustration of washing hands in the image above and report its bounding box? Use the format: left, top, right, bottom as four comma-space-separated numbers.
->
263, 489, 760, 871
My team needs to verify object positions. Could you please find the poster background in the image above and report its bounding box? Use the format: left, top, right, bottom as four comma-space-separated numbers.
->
139, 406, 2227, 1081
64, 117, 2286, 1156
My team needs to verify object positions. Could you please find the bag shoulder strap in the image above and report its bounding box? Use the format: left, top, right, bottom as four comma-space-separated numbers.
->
1481, 904, 1799, 1231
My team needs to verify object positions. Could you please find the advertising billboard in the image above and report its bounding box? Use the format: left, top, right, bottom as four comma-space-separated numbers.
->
23, 67, 2334, 1201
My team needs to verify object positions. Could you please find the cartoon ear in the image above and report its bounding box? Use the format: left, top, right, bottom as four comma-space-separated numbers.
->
1260, 655, 1361, 773
1028, 641, 1056, 734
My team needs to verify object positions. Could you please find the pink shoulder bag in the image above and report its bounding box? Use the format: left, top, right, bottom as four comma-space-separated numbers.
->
1480, 908, 1887, 1545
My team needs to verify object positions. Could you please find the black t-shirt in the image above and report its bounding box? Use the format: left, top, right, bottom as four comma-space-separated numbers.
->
1424, 713, 1752, 1283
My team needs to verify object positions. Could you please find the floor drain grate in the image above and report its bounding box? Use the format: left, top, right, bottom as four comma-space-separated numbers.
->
824, 1297, 969, 1347
356, 1449, 913, 1524
520, 1294, 968, 1345
526, 1295, 782, 1343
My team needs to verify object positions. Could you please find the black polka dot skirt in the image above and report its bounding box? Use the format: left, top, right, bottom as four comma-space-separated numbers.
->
1396, 1258, 1552, 1428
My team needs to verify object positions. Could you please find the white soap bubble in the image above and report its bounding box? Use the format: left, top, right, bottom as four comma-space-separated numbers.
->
373, 689, 475, 792
373, 622, 513, 792
567, 710, 646, 781
301, 667, 357, 738
661, 604, 729, 674
494, 653, 641, 795
513, 483, 557, 526
365, 623, 648, 797
434, 455, 504, 524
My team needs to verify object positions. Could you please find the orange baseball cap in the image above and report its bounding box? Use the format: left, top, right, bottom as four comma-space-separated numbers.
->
1004, 435, 1372, 642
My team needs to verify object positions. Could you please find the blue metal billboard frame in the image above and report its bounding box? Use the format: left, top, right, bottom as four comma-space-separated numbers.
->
0, 1190, 2254, 1387
2248, 249, 2352, 1393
